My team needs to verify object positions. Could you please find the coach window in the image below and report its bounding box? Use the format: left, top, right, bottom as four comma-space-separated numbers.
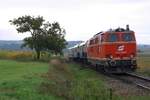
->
108, 34, 118, 42
122, 33, 134, 41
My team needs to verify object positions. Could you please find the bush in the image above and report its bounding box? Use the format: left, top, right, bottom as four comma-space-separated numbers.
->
0, 50, 33, 61
0, 50, 56, 61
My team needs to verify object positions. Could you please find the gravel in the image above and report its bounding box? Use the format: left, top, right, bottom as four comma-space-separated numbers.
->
105, 76, 150, 96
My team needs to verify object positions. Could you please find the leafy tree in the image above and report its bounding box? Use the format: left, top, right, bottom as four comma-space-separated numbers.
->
10, 15, 67, 59
43, 22, 67, 55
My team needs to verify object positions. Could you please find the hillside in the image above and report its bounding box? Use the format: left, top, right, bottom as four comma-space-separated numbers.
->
0, 40, 83, 51
0, 40, 149, 53
0, 40, 27, 50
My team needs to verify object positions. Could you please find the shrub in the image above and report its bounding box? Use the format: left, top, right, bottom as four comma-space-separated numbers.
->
0, 50, 33, 60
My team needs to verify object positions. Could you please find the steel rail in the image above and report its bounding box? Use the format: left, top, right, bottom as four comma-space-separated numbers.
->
125, 72, 150, 91
135, 83, 150, 91
125, 72, 150, 82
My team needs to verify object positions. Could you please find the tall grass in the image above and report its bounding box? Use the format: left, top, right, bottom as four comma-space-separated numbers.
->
137, 53, 150, 68
0, 50, 33, 61
0, 50, 54, 61
137, 53, 150, 77
0, 55, 149, 99
40, 59, 119, 100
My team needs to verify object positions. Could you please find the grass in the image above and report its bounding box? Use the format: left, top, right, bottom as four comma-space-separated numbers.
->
0, 50, 53, 62
137, 53, 150, 67
0, 59, 120, 100
0, 50, 34, 61
0, 60, 63, 100
0, 50, 150, 100
40, 59, 150, 100
0, 60, 48, 82
40, 59, 115, 100
137, 53, 150, 77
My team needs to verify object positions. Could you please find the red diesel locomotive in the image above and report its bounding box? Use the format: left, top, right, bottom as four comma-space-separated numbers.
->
68, 25, 137, 73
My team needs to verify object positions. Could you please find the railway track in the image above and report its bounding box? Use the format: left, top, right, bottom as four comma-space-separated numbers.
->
125, 72, 150, 91
107, 72, 150, 92
76, 61, 150, 92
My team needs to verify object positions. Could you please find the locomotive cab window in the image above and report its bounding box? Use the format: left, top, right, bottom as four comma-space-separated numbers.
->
89, 40, 94, 45
122, 33, 134, 41
108, 34, 118, 42
95, 38, 99, 44
101, 34, 104, 42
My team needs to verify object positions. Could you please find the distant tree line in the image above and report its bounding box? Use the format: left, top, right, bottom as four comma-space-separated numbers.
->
10, 15, 67, 59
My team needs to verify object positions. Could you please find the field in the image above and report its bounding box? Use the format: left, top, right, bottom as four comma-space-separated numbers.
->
0, 59, 116, 100
0, 50, 150, 100
0, 60, 54, 100
137, 53, 150, 76
0, 50, 52, 62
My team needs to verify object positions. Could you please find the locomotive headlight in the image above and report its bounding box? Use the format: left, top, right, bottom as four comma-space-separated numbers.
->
110, 55, 113, 59
106, 54, 113, 59
130, 53, 135, 59
130, 54, 134, 58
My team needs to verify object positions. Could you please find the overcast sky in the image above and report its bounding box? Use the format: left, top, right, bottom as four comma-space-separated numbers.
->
0, 0, 150, 44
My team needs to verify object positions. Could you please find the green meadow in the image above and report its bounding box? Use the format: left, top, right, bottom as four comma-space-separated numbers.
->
137, 53, 150, 77
0, 60, 56, 100
0, 59, 113, 100
0, 50, 149, 100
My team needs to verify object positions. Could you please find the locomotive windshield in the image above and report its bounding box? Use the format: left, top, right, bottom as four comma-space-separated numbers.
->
122, 33, 134, 41
107, 34, 118, 42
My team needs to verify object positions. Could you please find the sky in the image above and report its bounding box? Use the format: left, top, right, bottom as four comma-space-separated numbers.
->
0, 0, 150, 44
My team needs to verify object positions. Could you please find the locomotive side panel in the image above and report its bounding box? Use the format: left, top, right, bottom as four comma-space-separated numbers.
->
87, 33, 106, 65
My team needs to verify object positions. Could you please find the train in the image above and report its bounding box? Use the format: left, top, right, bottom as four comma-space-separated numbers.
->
68, 25, 137, 73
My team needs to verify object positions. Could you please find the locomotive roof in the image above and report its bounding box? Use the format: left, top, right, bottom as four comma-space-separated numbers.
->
92, 29, 134, 37
93, 25, 134, 37
106, 28, 134, 33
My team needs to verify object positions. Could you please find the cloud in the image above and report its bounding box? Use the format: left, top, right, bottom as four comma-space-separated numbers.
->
0, 28, 30, 40
0, 0, 80, 10
0, 0, 149, 44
